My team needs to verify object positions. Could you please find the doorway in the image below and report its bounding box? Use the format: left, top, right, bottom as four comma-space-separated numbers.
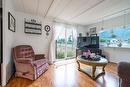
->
55, 27, 77, 61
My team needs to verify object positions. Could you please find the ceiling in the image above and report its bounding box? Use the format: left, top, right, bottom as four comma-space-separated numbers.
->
12, 0, 130, 25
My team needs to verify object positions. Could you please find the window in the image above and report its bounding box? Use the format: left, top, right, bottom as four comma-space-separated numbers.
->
99, 26, 130, 48
55, 25, 77, 60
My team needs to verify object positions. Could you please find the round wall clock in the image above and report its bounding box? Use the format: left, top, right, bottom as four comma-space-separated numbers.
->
44, 25, 51, 36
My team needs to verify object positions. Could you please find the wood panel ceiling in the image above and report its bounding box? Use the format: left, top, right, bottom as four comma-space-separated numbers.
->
12, 0, 130, 25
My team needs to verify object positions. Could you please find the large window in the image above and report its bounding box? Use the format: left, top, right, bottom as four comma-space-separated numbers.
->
99, 26, 130, 48
55, 26, 77, 60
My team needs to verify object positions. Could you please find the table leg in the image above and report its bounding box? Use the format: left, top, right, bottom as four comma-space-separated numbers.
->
92, 66, 96, 78
102, 66, 105, 72
77, 61, 80, 70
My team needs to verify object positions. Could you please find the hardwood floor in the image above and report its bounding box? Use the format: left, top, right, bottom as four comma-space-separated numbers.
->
7, 62, 119, 87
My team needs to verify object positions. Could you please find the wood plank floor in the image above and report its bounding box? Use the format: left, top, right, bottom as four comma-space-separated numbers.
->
7, 62, 119, 87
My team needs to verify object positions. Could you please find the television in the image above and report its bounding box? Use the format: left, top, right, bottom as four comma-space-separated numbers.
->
77, 36, 99, 48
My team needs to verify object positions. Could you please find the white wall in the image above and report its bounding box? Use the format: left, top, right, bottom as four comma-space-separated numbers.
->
76, 25, 88, 37
85, 13, 130, 63
2, 0, 15, 86
101, 47, 130, 63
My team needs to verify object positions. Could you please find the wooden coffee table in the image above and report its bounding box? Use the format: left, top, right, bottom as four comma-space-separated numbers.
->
77, 55, 108, 79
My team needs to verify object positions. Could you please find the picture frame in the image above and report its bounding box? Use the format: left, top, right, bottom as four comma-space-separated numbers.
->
24, 19, 42, 35
8, 12, 15, 32
90, 27, 96, 35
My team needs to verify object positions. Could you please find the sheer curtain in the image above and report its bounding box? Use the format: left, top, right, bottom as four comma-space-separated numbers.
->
49, 23, 64, 63
49, 22, 77, 64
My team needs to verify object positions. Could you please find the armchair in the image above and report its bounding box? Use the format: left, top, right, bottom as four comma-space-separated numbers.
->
118, 62, 130, 87
13, 45, 48, 80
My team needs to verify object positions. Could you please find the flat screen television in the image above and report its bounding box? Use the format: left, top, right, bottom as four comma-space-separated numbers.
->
77, 36, 99, 48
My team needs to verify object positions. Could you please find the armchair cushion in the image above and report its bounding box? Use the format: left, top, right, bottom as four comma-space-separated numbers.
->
14, 45, 35, 59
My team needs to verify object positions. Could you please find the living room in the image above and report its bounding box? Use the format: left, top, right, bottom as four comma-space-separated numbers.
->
0, 0, 130, 87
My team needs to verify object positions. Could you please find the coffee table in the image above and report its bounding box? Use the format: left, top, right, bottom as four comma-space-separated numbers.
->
77, 55, 108, 79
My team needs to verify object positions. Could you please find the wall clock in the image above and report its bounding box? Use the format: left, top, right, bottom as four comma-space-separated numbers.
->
44, 25, 51, 36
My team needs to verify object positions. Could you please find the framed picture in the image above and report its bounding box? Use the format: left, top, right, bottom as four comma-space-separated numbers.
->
8, 12, 15, 32
24, 19, 42, 35
90, 27, 96, 35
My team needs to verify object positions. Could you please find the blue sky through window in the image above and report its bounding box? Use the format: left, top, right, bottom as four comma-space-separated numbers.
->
99, 26, 130, 48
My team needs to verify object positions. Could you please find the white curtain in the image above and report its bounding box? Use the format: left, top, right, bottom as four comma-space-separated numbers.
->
49, 22, 77, 64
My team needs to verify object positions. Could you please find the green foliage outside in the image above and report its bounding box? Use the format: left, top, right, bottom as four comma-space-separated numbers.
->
128, 38, 130, 44
56, 35, 75, 59
67, 35, 73, 44
57, 49, 75, 59
99, 38, 107, 42
57, 51, 65, 59
111, 34, 117, 38
56, 44, 75, 59
57, 39, 65, 44
110, 29, 117, 38
67, 49, 75, 57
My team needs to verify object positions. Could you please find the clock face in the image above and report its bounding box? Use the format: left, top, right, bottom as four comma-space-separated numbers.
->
44, 25, 51, 32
